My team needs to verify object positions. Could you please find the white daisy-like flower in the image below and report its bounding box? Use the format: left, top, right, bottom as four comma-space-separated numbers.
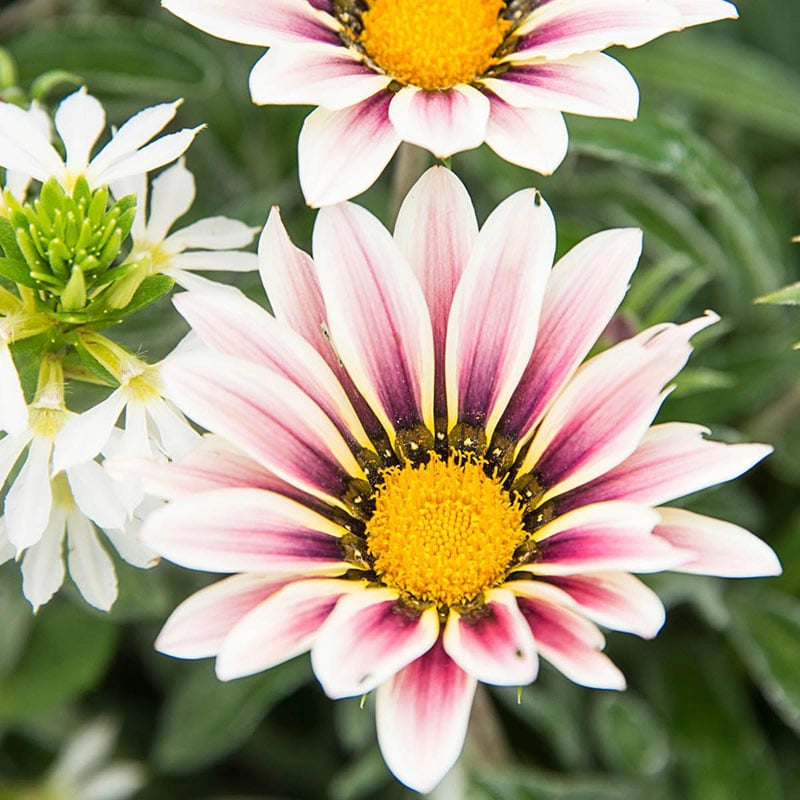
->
0, 366, 158, 611
111, 159, 259, 291
40, 717, 146, 800
162, 0, 738, 205
0, 86, 202, 192
52, 347, 201, 515
0, 100, 51, 216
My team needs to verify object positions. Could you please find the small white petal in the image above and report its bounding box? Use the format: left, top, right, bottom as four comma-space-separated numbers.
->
66, 511, 118, 611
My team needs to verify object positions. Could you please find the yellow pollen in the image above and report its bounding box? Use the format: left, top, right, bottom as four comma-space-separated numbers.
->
359, 0, 511, 91
366, 456, 527, 607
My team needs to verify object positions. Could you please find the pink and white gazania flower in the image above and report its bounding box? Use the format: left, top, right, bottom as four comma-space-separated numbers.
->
111, 159, 259, 291
140, 167, 779, 793
162, 0, 737, 206
0, 364, 158, 611
0, 87, 202, 193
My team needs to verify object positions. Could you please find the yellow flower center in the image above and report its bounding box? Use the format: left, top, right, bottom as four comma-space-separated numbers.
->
366, 455, 526, 607
358, 0, 511, 91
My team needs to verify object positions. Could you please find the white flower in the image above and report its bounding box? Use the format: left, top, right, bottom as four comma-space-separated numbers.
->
0, 100, 51, 216
0, 86, 202, 192
43, 717, 146, 800
111, 159, 259, 290
52, 350, 201, 513
0, 372, 159, 611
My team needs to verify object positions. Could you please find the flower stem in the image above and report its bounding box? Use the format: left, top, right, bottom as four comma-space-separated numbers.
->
389, 142, 431, 221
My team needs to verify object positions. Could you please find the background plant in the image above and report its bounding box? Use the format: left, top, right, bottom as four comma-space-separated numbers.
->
0, 1, 799, 798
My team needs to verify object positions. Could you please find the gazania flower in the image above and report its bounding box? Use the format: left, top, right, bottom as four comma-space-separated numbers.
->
162, 0, 737, 205
140, 168, 778, 792
0, 87, 201, 192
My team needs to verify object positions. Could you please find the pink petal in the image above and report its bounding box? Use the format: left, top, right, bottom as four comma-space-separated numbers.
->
655, 507, 782, 578
528, 501, 681, 575
388, 85, 490, 159
540, 572, 665, 638
486, 52, 638, 120
249, 44, 390, 109
445, 190, 555, 439
162, 0, 341, 47
393, 166, 478, 417
299, 92, 401, 207
258, 206, 329, 354
519, 326, 698, 501
443, 588, 538, 685
216, 578, 363, 680
156, 573, 289, 659
173, 289, 371, 450
259, 208, 387, 441
109, 442, 322, 511
140, 487, 349, 575
313, 202, 435, 439
512, 0, 682, 61
311, 588, 440, 698
500, 228, 642, 445
162, 353, 365, 507
513, 582, 626, 689
484, 96, 568, 174
559, 422, 771, 511
375, 641, 477, 794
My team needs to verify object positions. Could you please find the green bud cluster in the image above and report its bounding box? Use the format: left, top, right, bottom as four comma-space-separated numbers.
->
0, 176, 143, 321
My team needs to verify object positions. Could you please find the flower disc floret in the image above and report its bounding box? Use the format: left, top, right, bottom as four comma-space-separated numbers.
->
358, 0, 511, 90
366, 455, 527, 606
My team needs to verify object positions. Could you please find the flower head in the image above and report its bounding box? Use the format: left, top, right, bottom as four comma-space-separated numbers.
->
0, 357, 159, 611
140, 168, 778, 792
0, 86, 202, 192
111, 159, 259, 291
162, 0, 738, 205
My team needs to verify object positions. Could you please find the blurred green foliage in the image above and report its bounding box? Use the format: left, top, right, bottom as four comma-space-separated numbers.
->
0, 0, 799, 798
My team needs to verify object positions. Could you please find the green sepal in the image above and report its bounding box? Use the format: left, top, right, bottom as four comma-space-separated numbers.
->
61, 264, 87, 311
39, 178, 65, 217
15, 228, 46, 271
9, 331, 53, 403
87, 184, 109, 227
0, 256, 38, 289
0, 216, 24, 262
69, 336, 121, 388
104, 274, 174, 321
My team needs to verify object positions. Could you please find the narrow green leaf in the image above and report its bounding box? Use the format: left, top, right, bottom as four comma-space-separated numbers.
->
591, 693, 669, 776
153, 657, 312, 772
0, 257, 36, 288
729, 589, 800, 735
0, 600, 117, 722
620, 33, 800, 143
755, 282, 800, 306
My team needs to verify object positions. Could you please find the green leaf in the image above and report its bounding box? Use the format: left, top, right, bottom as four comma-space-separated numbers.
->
9, 331, 51, 403
468, 767, 650, 800
71, 337, 120, 387
9, 17, 221, 100
568, 113, 786, 299
0, 599, 117, 722
153, 657, 312, 772
655, 638, 782, 800
0, 217, 25, 262
0, 257, 36, 289
99, 273, 174, 323
590, 693, 670, 776
729, 588, 800, 735
755, 281, 800, 306
619, 33, 800, 143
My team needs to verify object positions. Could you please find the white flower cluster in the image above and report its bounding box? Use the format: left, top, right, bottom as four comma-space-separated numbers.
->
0, 89, 259, 611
